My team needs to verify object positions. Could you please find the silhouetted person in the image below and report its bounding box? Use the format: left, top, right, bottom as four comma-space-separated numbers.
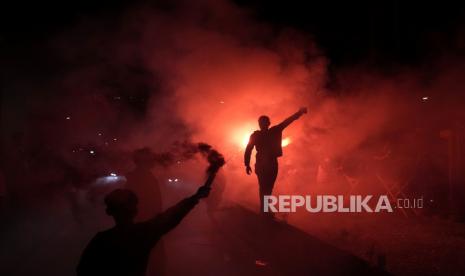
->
76, 172, 217, 276
244, 107, 307, 213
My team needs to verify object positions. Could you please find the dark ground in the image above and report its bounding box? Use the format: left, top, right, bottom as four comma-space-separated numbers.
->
1, 195, 464, 275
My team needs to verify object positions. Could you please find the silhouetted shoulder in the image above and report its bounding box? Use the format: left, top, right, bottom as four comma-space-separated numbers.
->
77, 226, 155, 276
269, 125, 283, 133
77, 232, 107, 276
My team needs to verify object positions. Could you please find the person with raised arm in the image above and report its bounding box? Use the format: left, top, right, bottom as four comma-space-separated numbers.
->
77, 166, 220, 276
244, 107, 308, 214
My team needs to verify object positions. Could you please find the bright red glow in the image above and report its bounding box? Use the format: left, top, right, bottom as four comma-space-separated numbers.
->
241, 132, 251, 148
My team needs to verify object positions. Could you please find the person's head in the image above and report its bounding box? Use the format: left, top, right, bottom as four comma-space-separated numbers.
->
133, 147, 157, 169
258, 115, 270, 130
104, 189, 138, 225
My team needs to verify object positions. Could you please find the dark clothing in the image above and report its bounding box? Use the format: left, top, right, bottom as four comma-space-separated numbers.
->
245, 126, 283, 168
244, 111, 302, 167
255, 158, 278, 211
76, 196, 199, 276
244, 111, 303, 212
246, 127, 283, 211
250, 127, 284, 160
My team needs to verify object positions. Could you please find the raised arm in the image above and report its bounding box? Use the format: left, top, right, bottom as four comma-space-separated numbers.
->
145, 173, 214, 237
276, 107, 308, 131
244, 133, 256, 175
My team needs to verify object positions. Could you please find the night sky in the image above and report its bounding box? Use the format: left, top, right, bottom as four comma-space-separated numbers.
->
1, 0, 464, 138
2, 0, 464, 67
1, 0, 464, 158
0, 0, 463, 155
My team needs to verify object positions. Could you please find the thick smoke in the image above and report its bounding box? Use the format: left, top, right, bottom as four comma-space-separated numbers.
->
2, 0, 464, 211
156, 141, 225, 175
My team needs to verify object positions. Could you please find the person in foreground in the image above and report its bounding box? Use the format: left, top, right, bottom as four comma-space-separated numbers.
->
76, 173, 216, 276
244, 107, 308, 214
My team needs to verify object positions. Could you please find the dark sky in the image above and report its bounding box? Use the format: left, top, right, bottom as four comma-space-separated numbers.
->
1, 0, 464, 67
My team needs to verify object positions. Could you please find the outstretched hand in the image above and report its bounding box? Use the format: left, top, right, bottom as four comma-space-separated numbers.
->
195, 185, 211, 199
299, 107, 308, 115
246, 165, 252, 175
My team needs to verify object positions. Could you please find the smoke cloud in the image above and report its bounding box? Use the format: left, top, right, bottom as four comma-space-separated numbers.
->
2, 0, 464, 217
2, 1, 465, 275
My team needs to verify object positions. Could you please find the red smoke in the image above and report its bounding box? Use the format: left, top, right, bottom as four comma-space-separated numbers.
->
3, 0, 464, 212
1, 1, 465, 275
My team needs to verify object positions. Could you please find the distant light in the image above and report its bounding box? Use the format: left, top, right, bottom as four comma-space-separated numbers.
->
422, 96, 429, 101
282, 137, 291, 147
168, 178, 173, 182
174, 178, 179, 182
220, 100, 225, 104
98, 133, 103, 136
113, 138, 117, 141
94, 174, 127, 186
255, 260, 268, 267
90, 150, 95, 154
242, 133, 250, 148
66, 116, 71, 120
234, 126, 255, 149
